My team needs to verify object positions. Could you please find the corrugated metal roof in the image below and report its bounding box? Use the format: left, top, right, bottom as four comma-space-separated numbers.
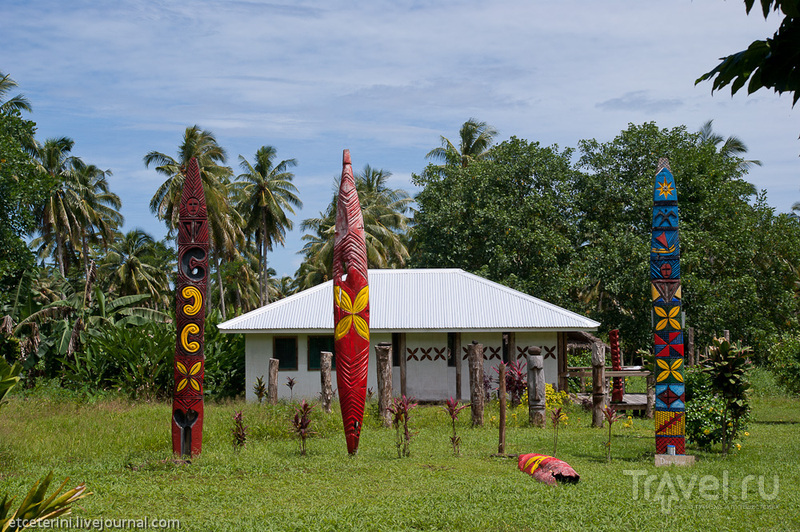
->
218, 268, 600, 333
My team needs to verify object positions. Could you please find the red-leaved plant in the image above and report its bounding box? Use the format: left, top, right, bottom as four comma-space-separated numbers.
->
603, 405, 621, 463
232, 410, 247, 451
495, 360, 527, 408
389, 395, 418, 458
442, 397, 470, 456
291, 400, 316, 456
285, 376, 297, 402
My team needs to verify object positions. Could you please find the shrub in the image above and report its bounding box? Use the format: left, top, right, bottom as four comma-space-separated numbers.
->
389, 395, 418, 458
767, 332, 800, 395
291, 400, 316, 456
545, 383, 570, 411
232, 410, 247, 451
441, 397, 469, 456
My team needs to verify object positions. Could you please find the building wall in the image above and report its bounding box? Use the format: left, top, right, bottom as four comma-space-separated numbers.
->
244, 330, 560, 402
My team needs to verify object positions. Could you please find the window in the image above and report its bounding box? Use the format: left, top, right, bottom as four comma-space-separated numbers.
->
447, 332, 458, 367
392, 333, 402, 367
308, 336, 335, 370
273, 337, 298, 370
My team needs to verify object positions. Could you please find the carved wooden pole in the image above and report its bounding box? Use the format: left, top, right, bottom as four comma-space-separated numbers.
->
610, 329, 624, 403
651, 158, 686, 454
320, 351, 333, 414
591, 342, 606, 428
527, 347, 545, 427
268, 358, 279, 405
375, 342, 393, 427
172, 157, 208, 457
468, 341, 484, 427
333, 149, 370, 454
498, 363, 507, 454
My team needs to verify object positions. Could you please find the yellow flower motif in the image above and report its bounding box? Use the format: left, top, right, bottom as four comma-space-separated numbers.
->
176, 360, 202, 393
656, 358, 683, 382
334, 286, 369, 341
654, 305, 681, 331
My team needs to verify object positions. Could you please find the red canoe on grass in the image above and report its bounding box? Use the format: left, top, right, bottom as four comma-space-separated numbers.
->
518, 453, 580, 485
333, 149, 370, 455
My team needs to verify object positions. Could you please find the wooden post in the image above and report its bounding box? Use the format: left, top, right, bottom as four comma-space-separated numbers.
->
557, 332, 568, 392
508, 332, 516, 363
468, 341, 484, 427
320, 351, 333, 414
268, 358, 279, 405
723, 329, 730, 342
375, 342, 393, 427
646, 374, 655, 419
498, 363, 506, 454
454, 333, 462, 401
398, 333, 407, 398
686, 327, 695, 367
527, 348, 545, 427
591, 343, 606, 428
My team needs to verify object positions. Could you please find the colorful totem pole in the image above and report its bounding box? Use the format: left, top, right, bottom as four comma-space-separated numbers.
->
609, 329, 624, 403
172, 157, 208, 457
651, 158, 686, 455
333, 150, 370, 455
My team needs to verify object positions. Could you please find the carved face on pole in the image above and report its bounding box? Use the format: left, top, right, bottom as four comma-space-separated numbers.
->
172, 157, 209, 457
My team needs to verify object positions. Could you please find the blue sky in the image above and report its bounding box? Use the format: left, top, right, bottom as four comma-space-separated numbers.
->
3, 0, 797, 276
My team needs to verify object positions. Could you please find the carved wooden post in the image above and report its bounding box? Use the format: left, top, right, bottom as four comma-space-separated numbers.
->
333, 149, 370, 455
453, 332, 462, 401
591, 342, 606, 428
399, 333, 407, 398
686, 327, 695, 367
320, 351, 333, 414
172, 157, 208, 457
268, 358, 279, 405
527, 347, 545, 427
646, 374, 655, 419
498, 363, 507, 454
375, 342, 393, 427
468, 341, 484, 427
610, 329, 624, 403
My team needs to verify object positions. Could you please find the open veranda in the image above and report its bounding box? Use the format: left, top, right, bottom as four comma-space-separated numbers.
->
1, 385, 798, 532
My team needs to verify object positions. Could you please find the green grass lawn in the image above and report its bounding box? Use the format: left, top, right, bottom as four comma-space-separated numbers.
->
1, 391, 798, 531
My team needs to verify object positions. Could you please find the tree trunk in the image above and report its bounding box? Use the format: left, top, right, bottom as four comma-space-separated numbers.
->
320, 351, 333, 414
268, 358, 279, 405
592, 342, 606, 428
375, 342, 393, 427
468, 341, 484, 427
498, 363, 506, 453
214, 251, 226, 320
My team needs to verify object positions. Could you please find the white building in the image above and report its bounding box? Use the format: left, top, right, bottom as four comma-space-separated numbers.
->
218, 268, 600, 401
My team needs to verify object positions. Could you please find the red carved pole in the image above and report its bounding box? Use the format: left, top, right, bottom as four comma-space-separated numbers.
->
333, 149, 370, 454
172, 157, 208, 456
610, 329, 624, 403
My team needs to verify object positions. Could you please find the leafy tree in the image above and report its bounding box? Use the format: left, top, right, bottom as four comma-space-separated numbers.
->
0, 71, 32, 113
426, 118, 497, 168
0, 109, 48, 307
696, 0, 800, 105
412, 137, 578, 304
100, 229, 172, 309
235, 146, 302, 305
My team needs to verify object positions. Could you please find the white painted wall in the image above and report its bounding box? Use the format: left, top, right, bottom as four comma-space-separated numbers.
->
244, 330, 560, 402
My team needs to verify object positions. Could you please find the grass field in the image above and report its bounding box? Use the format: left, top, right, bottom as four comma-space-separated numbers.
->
1, 385, 798, 531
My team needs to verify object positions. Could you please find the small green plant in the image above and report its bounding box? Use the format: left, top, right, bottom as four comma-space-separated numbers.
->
441, 397, 470, 456
389, 395, 418, 458
545, 383, 570, 410
704, 337, 751, 454
0, 472, 90, 531
232, 410, 247, 451
285, 377, 296, 402
291, 400, 316, 456
0, 358, 21, 409
550, 407, 564, 457
253, 376, 267, 404
603, 405, 621, 463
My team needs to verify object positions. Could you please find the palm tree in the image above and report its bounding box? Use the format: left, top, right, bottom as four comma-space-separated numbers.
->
31, 137, 85, 276
100, 229, 171, 309
0, 71, 32, 113
72, 164, 123, 279
144, 126, 242, 318
297, 165, 411, 288
235, 146, 302, 306
426, 118, 497, 168
698, 120, 762, 171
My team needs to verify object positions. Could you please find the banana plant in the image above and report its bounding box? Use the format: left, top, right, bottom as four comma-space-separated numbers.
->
0, 358, 21, 409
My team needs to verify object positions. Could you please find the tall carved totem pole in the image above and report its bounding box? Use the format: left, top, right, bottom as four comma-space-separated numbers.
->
333, 149, 370, 454
172, 157, 208, 457
651, 158, 685, 454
